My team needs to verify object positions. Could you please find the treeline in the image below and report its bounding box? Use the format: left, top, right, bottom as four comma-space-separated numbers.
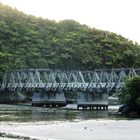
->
0, 3, 140, 72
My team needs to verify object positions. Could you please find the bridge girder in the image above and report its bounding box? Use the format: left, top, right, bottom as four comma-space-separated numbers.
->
0, 68, 139, 93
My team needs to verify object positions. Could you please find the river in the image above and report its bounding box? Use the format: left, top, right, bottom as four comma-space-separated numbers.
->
0, 104, 114, 122
0, 104, 140, 140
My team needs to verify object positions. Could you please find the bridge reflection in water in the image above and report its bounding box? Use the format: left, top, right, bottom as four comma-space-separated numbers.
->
0, 68, 139, 109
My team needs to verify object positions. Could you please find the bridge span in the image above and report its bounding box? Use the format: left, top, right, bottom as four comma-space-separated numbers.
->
1, 68, 139, 92
0, 68, 139, 108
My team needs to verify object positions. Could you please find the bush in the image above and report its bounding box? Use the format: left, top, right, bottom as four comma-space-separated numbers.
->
119, 76, 140, 112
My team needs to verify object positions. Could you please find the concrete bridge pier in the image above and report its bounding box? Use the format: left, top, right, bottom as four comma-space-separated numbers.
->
32, 89, 67, 107
77, 91, 108, 110
0, 90, 26, 103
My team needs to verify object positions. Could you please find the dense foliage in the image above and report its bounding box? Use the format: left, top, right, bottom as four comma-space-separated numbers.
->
0, 3, 140, 72
119, 76, 140, 112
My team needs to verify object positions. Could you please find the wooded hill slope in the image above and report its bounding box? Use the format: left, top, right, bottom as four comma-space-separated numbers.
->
0, 3, 140, 72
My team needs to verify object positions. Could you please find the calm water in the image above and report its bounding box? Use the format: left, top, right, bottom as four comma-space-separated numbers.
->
0, 104, 122, 122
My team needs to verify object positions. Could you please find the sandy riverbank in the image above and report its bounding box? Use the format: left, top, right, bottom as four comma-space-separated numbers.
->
0, 119, 140, 140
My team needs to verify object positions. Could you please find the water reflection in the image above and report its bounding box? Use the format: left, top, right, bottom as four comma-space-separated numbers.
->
0, 104, 110, 122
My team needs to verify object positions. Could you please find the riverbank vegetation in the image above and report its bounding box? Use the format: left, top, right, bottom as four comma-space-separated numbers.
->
119, 76, 140, 115
0, 3, 140, 73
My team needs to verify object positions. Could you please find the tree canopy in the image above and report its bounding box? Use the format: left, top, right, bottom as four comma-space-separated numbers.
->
0, 3, 140, 72
119, 76, 140, 113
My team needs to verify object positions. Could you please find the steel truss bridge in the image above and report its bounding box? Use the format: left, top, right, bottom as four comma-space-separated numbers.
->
1, 68, 140, 93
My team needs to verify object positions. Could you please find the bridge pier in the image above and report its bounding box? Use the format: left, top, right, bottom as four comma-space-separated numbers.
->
32, 89, 67, 107
0, 90, 26, 103
77, 91, 108, 110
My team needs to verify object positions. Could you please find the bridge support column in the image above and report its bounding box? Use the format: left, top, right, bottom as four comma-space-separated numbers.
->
0, 90, 26, 103
77, 91, 108, 110
32, 89, 67, 107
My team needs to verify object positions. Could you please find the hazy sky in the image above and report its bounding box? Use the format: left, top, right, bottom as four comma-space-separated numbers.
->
0, 0, 140, 44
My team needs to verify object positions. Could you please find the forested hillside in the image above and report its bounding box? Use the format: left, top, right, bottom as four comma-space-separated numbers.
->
0, 3, 140, 72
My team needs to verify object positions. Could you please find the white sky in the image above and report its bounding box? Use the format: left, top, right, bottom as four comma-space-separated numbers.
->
0, 0, 140, 44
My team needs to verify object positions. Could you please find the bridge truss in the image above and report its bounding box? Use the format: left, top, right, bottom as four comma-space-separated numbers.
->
1, 68, 139, 93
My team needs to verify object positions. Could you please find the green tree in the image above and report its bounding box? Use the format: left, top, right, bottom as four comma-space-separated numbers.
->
0, 3, 140, 72
119, 76, 140, 113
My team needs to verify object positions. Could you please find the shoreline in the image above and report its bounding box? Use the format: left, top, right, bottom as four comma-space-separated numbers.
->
0, 119, 140, 140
